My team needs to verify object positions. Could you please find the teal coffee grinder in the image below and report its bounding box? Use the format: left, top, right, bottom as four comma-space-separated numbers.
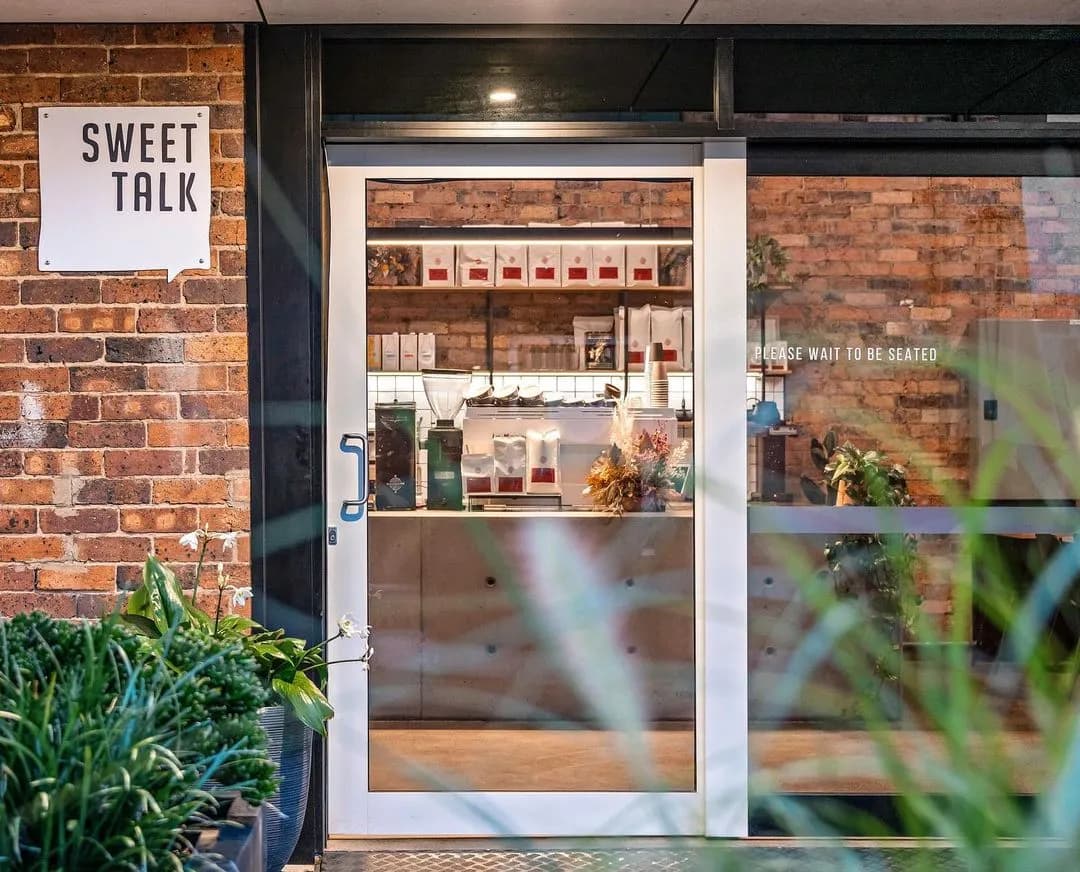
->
422, 369, 470, 510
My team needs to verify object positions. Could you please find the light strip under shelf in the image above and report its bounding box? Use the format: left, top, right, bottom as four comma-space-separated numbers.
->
366, 238, 694, 247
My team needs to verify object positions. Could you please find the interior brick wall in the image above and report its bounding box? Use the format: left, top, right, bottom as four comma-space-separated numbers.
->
750, 176, 1080, 505
0, 23, 247, 618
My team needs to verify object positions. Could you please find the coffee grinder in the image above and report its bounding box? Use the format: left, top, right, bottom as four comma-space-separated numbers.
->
422, 369, 471, 510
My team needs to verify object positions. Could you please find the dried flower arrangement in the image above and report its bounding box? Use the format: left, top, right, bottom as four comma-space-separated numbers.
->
584, 403, 689, 514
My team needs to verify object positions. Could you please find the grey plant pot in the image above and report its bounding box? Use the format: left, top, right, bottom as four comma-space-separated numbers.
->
259, 705, 313, 872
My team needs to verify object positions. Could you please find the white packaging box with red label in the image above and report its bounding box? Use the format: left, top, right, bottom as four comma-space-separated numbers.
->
417, 332, 436, 369
457, 244, 495, 287
422, 244, 455, 287
399, 332, 419, 371
561, 245, 593, 287
625, 244, 659, 287
527, 245, 561, 287
495, 245, 528, 287
591, 245, 625, 287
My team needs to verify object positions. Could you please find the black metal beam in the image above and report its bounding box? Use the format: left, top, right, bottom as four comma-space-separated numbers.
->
245, 23, 326, 863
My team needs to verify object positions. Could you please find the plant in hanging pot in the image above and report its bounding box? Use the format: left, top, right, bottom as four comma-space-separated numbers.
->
121, 528, 373, 872
585, 401, 689, 514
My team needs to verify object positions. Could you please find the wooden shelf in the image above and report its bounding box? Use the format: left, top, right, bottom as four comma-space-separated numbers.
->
367, 284, 692, 294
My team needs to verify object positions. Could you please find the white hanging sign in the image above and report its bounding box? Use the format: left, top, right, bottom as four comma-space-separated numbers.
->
38, 105, 211, 281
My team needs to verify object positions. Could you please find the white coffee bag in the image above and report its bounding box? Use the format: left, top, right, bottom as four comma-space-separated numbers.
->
561, 245, 593, 287
496, 245, 528, 288
526, 429, 560, 494
626, 245, 659, 287
422, 244, 454, 287
458, 244, 495, 287
528, 245, 561, 287
494, 435, 527, 494
381, 332, 400, 371
591, 245, 625, 287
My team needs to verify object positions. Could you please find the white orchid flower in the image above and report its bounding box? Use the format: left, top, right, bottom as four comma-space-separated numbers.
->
216, 562, 229, 589
230, 586, 253, 607
214, 531, 239, 553
179, 530, 201, 551
361, 647, 374, 670
338, 614, 361, 638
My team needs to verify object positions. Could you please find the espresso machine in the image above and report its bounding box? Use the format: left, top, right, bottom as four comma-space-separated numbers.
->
422, 369, 470, 510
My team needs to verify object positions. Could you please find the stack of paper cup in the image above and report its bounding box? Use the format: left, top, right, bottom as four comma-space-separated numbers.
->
648, 341, 669, 408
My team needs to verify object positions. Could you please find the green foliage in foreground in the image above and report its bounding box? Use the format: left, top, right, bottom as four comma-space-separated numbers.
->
0, 613, 276, 870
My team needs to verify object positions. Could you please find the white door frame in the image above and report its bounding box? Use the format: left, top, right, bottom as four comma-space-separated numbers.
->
324, 142, 747, 838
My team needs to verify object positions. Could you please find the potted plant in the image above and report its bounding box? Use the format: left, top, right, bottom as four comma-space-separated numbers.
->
585, 402, 690, 514
801, 432, 919, 715
0, 611, 274, 870
121, 528, 373, 872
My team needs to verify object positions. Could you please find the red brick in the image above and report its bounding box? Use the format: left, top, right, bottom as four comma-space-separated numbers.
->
20, 277, 99, 304
0, 366, 68, 392
2, 535, 64, 560
0, 592, 76, 617
38, 564, 115, 591
0, 280, 18, 305
0, 79, 58, 106
101, 278, 178, 304
182, 277, 245, 304
228, 365, 247, 391
73, 477, 150, 505
69, 365, 146, 392
58, 307, 135, 333
68, 422, 145, 448
0, 478, 53, 504
215, 306, 246, 332
104, 449, 182, 477
198, 506, 247, 533
23, 450, 102, 477
0, 421, 67, 448
28, 394, 99, 420
198, 447, 248, 476
147, 420, 225, 447
105, 336, 184, 363
210, 218, 245, 246
135, 24, 218, 45
0, 50, 28, 73
29, 47, 108, 73
0, 565, 34, 590
108, 46, 188, 73
0, 450, 21, 474
39, 508, 117, 534
75, 535, 151, 563
137, 307, 215, 333
188, 46, 242, 72
153, 478, 229, 504
185, 334, 246, 362
0, 306, 55, 333
101, 394, 178, 420
180, 392, 247, 420
0, 337, 24, 362
0, 508, 35, 534
26, 337, 103, 363
60, 75, 139, 102
226, 420, 248, 446
120, 506, 198, 533
139, 75, 219, 103
147, 364, 227, 391
53, 25, 135, 45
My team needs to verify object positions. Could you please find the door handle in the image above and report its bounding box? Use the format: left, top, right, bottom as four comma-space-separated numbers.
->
340, 433, 368, 522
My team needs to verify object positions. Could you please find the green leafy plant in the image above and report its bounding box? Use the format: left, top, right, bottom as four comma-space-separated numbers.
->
0, 613, 270, 870
800, 432, 919, 694
122, 528, 372, 736
747, 234, 791, 318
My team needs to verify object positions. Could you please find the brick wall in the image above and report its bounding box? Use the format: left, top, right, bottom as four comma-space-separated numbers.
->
0, 23, 247, 618
750, 176, 1080, 505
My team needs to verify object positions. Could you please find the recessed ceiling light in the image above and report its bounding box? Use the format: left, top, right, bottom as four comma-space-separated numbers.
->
488, 88, 517, 104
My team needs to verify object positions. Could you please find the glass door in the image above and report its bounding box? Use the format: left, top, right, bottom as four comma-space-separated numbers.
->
325, 143, 747, 837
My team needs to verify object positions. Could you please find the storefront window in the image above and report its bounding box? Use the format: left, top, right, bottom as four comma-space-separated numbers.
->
364, 178, 696, 792
747, 175, 1080, 799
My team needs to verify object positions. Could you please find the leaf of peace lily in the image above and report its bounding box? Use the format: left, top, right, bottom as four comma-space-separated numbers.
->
271, 673, 334, 735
